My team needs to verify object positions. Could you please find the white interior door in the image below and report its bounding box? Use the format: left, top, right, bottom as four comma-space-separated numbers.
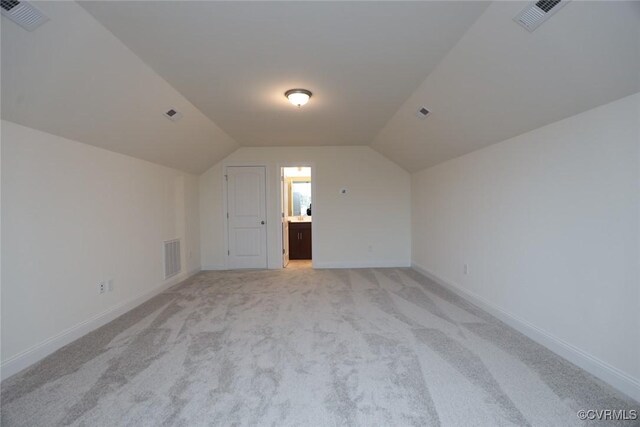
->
227, 166, 267, 269
281, 172, 289, 267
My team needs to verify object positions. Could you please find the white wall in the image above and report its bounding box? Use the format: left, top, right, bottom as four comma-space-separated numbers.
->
411, 93, 640, 400
200, 146, 411, 269
1, 120, 201, 378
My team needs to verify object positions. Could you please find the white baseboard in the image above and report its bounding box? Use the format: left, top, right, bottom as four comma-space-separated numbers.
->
411, 263, 640, 403
0, 269, 201, 382
314, 260, 411, 269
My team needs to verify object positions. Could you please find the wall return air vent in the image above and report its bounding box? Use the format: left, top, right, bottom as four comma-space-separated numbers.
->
514, 0, 569, 32
164, 239, 181, 279
1, 0, 49, 31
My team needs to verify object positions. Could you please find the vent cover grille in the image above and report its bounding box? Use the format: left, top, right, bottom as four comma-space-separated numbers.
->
514, 0, 568, 32
164, 239, 181, 279
416, 106, 431, 119
163, 108, 183, 122
1, 1, 49, 31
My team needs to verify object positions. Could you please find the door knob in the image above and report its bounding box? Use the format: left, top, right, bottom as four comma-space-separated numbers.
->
261, 220, 265, 225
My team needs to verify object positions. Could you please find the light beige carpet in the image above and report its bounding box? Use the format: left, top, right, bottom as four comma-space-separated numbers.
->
1, 267, 637, 426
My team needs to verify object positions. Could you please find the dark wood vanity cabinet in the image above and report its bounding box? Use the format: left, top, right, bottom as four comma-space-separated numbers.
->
289, 222, 312, 259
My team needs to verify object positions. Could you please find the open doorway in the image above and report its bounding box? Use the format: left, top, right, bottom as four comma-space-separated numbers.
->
281, 166, 312, 268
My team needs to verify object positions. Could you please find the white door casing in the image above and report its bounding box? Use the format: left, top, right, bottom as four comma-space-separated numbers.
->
226, 166, 267, 269
281, 171, 289, 267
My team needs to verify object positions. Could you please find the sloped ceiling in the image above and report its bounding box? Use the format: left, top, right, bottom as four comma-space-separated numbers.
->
1, 1, 238, 174
372, 1, 640, 171
2, 1, 639, 174
79, 1, 489, 148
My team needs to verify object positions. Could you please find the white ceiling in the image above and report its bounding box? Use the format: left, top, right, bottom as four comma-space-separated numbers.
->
1, 1, 238, 174
372, 1, 640, 171
79, 1, 489, 148
2, 1, 639, 174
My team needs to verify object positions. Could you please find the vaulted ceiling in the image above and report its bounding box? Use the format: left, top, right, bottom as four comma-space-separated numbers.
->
372, 1, 640, 171
80, 1, 489, 150
1, 1, 237, 174
2, 1, 639, 174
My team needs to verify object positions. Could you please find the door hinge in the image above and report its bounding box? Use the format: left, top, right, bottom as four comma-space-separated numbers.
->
283, 249, 285, 254
228, 250, 230, 256
224, 174, 228, 181
226, 212, 229, 219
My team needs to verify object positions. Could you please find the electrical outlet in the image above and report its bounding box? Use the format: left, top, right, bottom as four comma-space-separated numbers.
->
464, 264, 469, 275
98, 281, 106, 294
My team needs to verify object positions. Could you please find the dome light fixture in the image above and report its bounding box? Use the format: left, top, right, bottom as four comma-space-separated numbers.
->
285, 88, 312, 107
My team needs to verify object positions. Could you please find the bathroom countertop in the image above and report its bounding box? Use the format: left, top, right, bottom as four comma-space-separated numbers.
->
288, 217, 312, 223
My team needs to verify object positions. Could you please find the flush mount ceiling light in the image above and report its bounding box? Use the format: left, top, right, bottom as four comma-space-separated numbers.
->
285, 89, 312, 107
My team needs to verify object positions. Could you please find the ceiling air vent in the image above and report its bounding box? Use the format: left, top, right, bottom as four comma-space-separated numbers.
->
1, 1, 49, 31
163, 108, 183, 122
416, 107, 431, 119
514, 0, 569, 32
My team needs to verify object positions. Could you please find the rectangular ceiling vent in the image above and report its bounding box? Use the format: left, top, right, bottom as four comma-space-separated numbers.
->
163, 108, 183, 122
1, 1, 49, 31
514, 0, 569, 32
416, 106, 431, 119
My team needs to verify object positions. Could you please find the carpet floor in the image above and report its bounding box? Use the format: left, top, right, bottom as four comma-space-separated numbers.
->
1, 267, 637, 426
